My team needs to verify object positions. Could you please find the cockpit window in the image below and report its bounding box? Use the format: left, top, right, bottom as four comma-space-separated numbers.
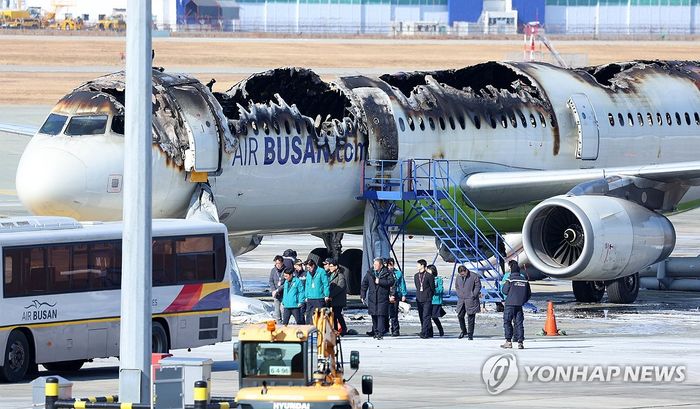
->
39, 113, 68, 135
65, 115, 108, 136
111, 115, 124, 135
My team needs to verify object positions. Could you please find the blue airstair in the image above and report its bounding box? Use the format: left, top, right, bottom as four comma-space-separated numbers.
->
360, 159, 512, 303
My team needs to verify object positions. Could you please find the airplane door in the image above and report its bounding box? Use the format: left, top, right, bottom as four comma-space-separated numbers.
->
354, 87, 398, 163
567, 93, 599, 161
170, 85, 222, 175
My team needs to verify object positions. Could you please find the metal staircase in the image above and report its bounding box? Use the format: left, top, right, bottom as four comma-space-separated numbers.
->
360, 159, 512, 303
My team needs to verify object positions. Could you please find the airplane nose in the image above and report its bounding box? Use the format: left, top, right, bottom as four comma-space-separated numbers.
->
16, 147, 88, 218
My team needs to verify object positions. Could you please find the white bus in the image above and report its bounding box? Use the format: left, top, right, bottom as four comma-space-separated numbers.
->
0, 217, 233, 382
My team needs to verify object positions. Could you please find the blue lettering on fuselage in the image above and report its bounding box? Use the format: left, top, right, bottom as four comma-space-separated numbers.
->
232, 135, 365, 167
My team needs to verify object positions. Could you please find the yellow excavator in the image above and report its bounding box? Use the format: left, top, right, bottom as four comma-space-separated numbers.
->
235, 308, 374, 408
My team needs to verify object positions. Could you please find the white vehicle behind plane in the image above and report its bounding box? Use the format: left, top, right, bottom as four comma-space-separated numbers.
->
4, 60, 700, 305
0, 216, 235, 382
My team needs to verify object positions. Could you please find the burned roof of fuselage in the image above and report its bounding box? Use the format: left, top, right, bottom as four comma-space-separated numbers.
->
214, 67, 363, 154
575, 60, 700, 92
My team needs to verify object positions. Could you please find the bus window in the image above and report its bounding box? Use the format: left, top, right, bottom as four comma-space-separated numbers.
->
27, 247, 48, 294
48, 245, 71, 292
89, 242, 115, 290
3, 249, 23, 297
176, 236, 215, 283
153, 239, 175, 285
71, 244, 89, 291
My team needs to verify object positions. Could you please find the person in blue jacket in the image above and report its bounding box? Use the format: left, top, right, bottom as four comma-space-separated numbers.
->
304, 259, 330, 325
280, 269, 305, 325
428, 264, 445, 337
387, 258, 407, 336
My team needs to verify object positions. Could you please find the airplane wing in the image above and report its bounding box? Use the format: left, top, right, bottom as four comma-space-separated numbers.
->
0, 123, 38, 137
461, 161, 700, 211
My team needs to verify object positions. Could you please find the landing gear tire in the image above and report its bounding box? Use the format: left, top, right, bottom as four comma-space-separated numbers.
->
43, 360, 85, 373
339, 248, 363, 295
572, 281, 605, 303
152, 321, 169, 353
606, 273, 640, 304
0, 330, 34, 382
307, 247, 329, 268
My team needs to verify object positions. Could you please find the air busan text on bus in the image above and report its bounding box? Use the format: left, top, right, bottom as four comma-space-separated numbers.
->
4, 60, 700, 305
0, 217, 234, 382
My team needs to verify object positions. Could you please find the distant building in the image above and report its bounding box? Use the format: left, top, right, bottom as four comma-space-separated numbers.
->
544, 0, 700, 35
4, 0, 700, 34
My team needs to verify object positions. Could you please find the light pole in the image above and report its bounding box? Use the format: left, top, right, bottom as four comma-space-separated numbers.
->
119, 0, 153, 404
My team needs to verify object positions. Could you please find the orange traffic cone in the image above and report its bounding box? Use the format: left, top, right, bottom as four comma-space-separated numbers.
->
544, 301, 559, 336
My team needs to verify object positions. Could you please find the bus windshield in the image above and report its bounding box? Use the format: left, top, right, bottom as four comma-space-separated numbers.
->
241, 342, 304, 379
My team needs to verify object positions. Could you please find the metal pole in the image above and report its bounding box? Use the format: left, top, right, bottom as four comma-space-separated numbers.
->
119, 0, 152, 403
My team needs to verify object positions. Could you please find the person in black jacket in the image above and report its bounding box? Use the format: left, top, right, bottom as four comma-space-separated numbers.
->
325, 257, 348, 336
268, 255, 286, 323
501, 261, 532, 349
414, 259, 435, 339
361, 257, 395, 340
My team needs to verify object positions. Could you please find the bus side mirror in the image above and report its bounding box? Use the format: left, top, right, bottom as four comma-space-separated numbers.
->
362, 374, 373, 395
233, 342, 239, 361
350, 350, 360, 370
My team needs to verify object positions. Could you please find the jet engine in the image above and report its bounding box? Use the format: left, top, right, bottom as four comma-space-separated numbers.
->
229, 234, 264, 256
522, 195, 675, 281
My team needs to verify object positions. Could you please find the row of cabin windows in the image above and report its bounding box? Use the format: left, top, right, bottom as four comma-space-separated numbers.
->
238, 118, 354, 137
397, 110, 557, 133
2, 234, 226, 298
608, 111, 700, 127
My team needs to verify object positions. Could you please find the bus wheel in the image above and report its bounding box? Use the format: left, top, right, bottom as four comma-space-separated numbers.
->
43, 360, 84, 373
152, 321, 169, 353
1, 330, 33, 382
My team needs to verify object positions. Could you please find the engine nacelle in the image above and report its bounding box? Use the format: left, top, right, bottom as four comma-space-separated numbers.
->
522, 195, 675, 281
229, 234, 264, 256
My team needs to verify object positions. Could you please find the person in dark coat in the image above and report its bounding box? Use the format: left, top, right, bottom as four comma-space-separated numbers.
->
414, 259, 435, 339
501, 261, 532, 349
455, 265, 481, 340
325, 257, 348, 336
361, 257, 395, 340
268, 255, 286, 323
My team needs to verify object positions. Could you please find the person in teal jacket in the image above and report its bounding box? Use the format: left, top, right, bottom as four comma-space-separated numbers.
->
280, 269, 305, 325
429, 264, 445, 337
304, 259, 330, 325
387, 258, 407, 336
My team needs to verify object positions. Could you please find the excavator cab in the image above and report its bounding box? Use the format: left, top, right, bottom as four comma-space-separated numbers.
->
234, 311, 372, 408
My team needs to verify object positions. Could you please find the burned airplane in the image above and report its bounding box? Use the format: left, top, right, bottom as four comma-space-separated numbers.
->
11, 60, 700, 304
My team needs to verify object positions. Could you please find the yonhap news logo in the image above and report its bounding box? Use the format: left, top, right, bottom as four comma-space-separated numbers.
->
482, 354, 519, 395
482, 354, 687, 395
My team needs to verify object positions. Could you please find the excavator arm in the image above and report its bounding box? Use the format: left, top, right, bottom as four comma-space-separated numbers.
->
312, 307, 341, 383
